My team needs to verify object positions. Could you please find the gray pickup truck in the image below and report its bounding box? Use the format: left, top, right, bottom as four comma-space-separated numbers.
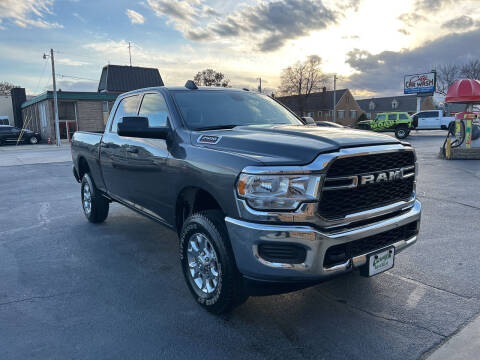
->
71, 82, 421, 313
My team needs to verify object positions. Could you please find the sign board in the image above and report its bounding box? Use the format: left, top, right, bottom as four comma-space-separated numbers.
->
404, 72, 436, 94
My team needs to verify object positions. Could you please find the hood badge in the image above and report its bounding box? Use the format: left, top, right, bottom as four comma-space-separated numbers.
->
197, 135, 221, 144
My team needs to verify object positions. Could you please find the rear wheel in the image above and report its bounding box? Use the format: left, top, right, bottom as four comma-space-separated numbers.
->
81, 173, 109, 223
180, 210, 247, 314
395, 125, 409, 139
29, 136, 39, 144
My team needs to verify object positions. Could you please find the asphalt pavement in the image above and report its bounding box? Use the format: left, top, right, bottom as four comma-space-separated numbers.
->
1, 131, 479, 359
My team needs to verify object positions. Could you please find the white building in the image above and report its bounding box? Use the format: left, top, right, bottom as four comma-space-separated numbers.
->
0, 95, 14, 125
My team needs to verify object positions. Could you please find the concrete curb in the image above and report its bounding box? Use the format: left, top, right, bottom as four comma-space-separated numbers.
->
427, 314, 480, 360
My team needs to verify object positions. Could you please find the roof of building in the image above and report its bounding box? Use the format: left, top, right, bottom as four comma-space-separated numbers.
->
356, 94, 429, 113
21, 91, 118, 109
277, 89, 348, 113
98, 65, 164, 93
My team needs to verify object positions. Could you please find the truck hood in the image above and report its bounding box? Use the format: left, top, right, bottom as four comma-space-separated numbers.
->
191, 124, 400, 165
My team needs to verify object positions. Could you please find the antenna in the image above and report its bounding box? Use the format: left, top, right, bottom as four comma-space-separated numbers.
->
128, 42, 132, 66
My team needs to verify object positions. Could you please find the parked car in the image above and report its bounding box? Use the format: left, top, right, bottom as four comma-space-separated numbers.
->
0, 125, 41, 145
357, 112, 413, 139
71, 83, 421, 314
412, 110, 455, 130
316, 121, 344, 128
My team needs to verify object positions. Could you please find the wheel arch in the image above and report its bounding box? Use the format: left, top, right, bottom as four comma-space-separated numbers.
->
175, 186, 225, 234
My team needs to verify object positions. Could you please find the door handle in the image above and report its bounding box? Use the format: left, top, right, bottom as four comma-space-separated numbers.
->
126, 147, 138, 153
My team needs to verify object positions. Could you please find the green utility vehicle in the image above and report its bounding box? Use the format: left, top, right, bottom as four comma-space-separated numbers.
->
357, 112, 413, 139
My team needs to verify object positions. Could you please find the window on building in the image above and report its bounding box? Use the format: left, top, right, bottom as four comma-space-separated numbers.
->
307, 112, 314, 118
138, 93, 169, 127
318, 111, 322, 118
58, 102, 76, 121
111, 95, 139, 133
369, 101, 375, 110
392, 99, 398, 109
388, 113, 397, 121
337, 110, 345, 119
325, 111, 330, 118
350, 110, 357, 119
367, 112, 372, 119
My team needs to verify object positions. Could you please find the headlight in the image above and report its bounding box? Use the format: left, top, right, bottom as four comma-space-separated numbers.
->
236, 173, 322, 211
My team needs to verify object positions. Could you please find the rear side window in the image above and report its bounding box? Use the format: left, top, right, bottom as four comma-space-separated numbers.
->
399, 113, 409, 120
111, 95, 139, 133
388, 114, 397, 121
138, 93, 169, 128
377, 114, 386, 121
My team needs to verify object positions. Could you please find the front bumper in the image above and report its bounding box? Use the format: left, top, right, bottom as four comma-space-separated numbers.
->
225, 200, 421, 281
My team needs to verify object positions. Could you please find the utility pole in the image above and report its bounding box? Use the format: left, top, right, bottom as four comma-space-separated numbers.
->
44, 49, 61, 146
257, 77, 262, 93
128, 42, 132, 66
333, 74, 337, 123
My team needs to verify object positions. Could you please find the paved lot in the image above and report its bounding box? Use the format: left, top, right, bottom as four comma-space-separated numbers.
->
1, 131, 479, 359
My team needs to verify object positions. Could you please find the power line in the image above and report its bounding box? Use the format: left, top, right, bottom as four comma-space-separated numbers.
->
56, 74, 97, 82
33, 59, 49, 94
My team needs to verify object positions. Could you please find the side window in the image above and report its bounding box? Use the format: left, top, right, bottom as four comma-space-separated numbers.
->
377, 114, 386, 121
139, 93, 169, 128
110, 95, 139, 133
399, 113, 409, 120
388, 114, 397, 121
416, 112, 426, 118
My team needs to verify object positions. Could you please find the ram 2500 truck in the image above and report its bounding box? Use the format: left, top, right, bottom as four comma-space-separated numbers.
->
71, 82, 421, 314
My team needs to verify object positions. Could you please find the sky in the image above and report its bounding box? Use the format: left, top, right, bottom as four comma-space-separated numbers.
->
0, 0, 479, 98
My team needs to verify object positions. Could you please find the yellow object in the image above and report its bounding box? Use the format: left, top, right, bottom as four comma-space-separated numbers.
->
446, 137, 451, 159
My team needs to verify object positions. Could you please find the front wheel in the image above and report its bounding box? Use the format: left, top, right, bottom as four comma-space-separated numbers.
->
395, 126, 410, 139
29, 136, 39, 144
179, 210, 247, 314
81, 173, 109, 223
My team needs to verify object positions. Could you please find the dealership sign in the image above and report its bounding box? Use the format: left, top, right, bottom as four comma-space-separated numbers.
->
404, 72, 436, 94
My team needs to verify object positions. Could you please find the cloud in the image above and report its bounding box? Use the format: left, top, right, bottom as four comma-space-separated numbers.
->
344, 28, 480, 96
56, 58, 89, 66
398, 28, 410, 35
414, 0, 454, 12
0, 0, 62, 29
397, 13, 427, 27
441, 15, 475, 29
126, 9, 146, 24
147, 0, 337, 52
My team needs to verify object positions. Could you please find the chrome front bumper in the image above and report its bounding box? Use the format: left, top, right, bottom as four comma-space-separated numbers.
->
225, 200, 421, 281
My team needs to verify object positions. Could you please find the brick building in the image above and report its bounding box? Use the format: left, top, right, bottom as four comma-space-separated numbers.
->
277, 88, 364, 127
21, 65, 164, 141
356, 95, 435, 120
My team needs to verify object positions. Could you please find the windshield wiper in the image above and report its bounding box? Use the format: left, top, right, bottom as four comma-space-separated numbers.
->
194, 124, 238, 131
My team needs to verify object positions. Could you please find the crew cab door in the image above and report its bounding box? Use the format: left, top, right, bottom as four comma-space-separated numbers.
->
100, 94, 140, 198
415, 112, 429, 129
122, 92, 172, 223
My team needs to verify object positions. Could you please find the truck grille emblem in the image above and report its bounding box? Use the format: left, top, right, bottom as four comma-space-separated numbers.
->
359, 170, 402, 185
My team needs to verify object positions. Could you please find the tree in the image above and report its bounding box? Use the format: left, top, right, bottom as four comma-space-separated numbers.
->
436, 59, 480, 95
193, 69, 230, 87
436, 64, 459, 96
278, 55, 330, 114
0, 81, 20, 96
460, 59, 480, 81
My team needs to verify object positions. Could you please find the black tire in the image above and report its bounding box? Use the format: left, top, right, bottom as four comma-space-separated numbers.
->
29, 136, 39, 144
179, 210, 247, 314
395, 125, 409, 139
81, 173, 109, 223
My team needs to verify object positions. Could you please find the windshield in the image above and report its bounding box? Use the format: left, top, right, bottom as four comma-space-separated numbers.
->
172, 90, 303, 130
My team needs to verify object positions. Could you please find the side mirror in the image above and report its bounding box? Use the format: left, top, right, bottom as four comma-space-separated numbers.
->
302, 116, 315, 125
117, 116, 169, 140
